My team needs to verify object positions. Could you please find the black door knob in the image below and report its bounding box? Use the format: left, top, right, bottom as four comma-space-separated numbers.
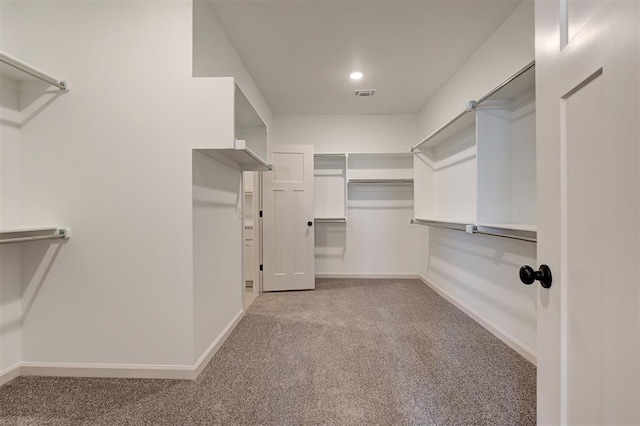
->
307, 221, 313, 226
519, 264, 552, 288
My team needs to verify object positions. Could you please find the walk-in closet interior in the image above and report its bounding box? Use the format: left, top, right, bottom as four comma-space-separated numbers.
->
1, 0, 639, 424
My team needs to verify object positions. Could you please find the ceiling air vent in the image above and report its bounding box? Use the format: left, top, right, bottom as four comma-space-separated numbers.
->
354, 89, 376, 97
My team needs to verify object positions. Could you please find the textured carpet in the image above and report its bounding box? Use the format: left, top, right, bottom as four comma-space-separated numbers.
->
0, 279, 536, 425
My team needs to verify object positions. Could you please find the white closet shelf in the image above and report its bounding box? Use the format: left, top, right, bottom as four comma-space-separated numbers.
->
476, 61, 535, 105
0, 226, 70, 244
0, 51, 68, 91
195, 140, 272, 171
413, 110, 476, 151
315, 217, 347, 223
411, 218, 472, 232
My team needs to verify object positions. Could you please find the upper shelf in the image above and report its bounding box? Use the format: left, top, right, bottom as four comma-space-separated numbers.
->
196, 139, 272, 171
411, 61, 535, 152
0, 51, 68, 91
192, 77, 270, 170
412, 111, 476, 151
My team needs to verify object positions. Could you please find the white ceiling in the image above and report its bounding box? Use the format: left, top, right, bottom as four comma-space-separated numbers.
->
209, 0, 523, 115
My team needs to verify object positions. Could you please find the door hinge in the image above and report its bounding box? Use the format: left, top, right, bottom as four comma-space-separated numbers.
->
259, 264, 263, 271
259, 210, 263, 218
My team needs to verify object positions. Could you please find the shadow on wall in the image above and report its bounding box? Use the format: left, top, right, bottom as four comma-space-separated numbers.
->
428, 226, 534, 268
0, 79, 66, 129
19, 241, 66, 329
348, 183, 414, 213
314, 223, 346, 260
423, 226, 537, 328
192, 152, 240, 210
0, 245, 22, 342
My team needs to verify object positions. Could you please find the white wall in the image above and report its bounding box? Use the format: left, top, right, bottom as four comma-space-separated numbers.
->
192, 0, 272, 360
417, 0, 538, 360
274, 114, 420, 276
1, 1, 195, 367
0, 0, 273, 379
192, 152, 243, 360
0, 74, 22, 377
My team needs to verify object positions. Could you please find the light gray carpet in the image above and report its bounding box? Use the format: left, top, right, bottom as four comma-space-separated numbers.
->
0, 279, 536, 425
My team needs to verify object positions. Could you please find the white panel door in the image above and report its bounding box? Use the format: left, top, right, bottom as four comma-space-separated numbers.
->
535, 1, 639, 424
262, 144, 315, 291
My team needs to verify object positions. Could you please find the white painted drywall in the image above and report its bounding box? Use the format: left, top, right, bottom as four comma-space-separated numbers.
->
417, 0, 538, 357
192, 152, 243, 360
3, 1, 195, 366
0, 74, 22, 376
273, 114, 420, 276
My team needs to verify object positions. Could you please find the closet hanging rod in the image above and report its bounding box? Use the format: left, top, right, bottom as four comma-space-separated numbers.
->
474, 61, 535, 106
349, 179, 413, 184
472, 229, 536, 243
410, 219, 469, 232
472, 224, 536, 243
315, 218, 347, 223
0, 228, 69, 245
411, 219, 537, 243
0, 51, 68, 91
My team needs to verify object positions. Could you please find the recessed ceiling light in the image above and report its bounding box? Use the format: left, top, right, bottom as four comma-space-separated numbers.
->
349, 71, 363, 80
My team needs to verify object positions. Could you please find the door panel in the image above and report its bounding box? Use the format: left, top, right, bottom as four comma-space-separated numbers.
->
263, 144, 315, 291
565, 0, 605, 46
273, 189, 286, 275
536, 0, 639, 423
563, 71, 604, 423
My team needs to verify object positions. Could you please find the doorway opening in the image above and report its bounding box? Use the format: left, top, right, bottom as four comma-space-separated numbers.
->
243, 171, 261, 309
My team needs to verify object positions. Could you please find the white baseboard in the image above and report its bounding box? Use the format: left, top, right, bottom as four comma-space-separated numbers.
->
316, 273, 421, 280
3, 309, 246, 384
19, 362, 195, 380
0, 363, 22, 386
192, 308, 244, 378
418, 275, 537, 365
